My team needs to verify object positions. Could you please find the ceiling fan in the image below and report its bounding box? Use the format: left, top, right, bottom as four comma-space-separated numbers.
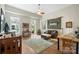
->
36, 4, 45, 16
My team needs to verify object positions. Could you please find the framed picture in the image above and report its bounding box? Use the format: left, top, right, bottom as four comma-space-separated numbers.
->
47, 17, 61, 29
66, 22, 72, 28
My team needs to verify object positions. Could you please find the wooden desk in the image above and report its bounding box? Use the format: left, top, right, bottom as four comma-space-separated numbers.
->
57, 35, 79, 54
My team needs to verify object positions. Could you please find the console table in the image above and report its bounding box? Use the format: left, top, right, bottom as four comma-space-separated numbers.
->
57, 35, 79, 54
0, 36, 22, 54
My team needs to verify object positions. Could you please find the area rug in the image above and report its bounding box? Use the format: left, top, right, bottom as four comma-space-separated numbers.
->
23, 38, 53, 53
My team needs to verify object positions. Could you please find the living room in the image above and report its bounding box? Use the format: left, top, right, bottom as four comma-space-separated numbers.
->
0, 4, 79, 54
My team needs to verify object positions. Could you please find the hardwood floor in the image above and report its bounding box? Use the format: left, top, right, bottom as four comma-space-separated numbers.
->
22, 37, 62, 54
41, 44, 62, 54
22, 35, 76, 54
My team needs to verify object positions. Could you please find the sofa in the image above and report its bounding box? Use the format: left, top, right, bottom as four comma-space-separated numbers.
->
41, 30, 58, 40
45, 30, 58, 39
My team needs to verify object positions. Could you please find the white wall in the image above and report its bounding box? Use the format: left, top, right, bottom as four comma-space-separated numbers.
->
0, 4, 41, 35
41, 4, 79, 35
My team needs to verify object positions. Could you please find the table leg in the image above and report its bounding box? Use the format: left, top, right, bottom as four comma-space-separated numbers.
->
76, 42, 78, 54
0, 44, 1, 54
58, 38, 59, 50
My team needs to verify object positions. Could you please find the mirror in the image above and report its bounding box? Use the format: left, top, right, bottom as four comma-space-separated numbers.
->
0, 8, 5, 33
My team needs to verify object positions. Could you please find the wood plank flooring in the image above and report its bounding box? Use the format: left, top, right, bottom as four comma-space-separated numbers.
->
22, 37, 62, 54
22, 35, 76, 54
41, 44, 62, 54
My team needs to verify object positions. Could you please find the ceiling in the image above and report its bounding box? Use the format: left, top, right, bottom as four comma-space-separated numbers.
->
8, 4, 71, 14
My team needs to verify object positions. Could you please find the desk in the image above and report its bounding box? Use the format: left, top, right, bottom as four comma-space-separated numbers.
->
57, 35, 79, 54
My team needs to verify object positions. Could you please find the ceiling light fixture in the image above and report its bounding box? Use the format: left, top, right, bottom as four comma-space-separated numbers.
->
36, 4, 45, 16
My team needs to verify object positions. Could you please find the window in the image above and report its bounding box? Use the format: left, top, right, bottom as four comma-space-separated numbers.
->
30, 20, 36, 33
10, 16, 21, 35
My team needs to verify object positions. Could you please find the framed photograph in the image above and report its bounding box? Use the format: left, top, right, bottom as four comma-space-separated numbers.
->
66, 22, 72, 28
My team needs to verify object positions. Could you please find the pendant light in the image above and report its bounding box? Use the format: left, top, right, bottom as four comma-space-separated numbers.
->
36, 4, 45, 16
